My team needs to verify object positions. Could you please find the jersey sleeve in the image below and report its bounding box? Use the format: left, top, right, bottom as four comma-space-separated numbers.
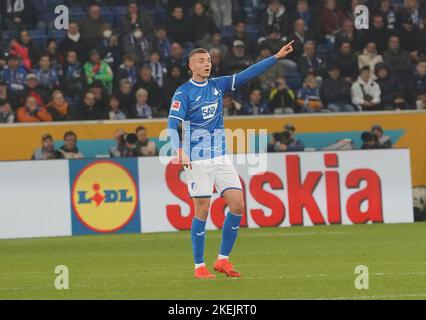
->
210, 75, 237, 94
168, 88, 189, 121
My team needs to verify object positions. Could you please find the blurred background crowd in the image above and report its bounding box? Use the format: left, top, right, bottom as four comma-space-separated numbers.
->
2, 0, 426, 125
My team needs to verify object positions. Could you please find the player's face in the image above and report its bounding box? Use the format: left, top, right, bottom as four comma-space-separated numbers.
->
190, 53, 212, 79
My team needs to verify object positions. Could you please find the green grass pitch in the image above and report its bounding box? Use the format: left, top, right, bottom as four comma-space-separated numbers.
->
0, 223, 425, 300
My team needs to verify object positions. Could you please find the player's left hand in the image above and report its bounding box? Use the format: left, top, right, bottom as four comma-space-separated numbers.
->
274, 40, 294, 60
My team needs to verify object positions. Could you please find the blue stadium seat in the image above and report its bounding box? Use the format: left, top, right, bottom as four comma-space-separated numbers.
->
220, 26, 234, 39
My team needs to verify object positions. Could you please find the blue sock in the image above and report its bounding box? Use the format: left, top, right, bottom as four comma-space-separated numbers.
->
191, 217, 207, 264
219, 212, 242, 257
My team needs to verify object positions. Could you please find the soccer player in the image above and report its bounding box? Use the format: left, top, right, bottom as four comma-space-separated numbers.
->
168, 41, 294, 279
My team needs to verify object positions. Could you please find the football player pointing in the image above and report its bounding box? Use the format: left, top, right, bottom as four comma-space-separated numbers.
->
168, 41, 294, 279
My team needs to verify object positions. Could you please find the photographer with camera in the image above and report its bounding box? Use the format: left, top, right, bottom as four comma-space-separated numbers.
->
360, 131, 381, 149
351, 66, 381, 111
267, 123, 305, 153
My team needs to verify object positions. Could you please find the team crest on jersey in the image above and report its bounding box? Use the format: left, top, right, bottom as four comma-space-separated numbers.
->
171, 100, 181, 111
201, 103, 218, 120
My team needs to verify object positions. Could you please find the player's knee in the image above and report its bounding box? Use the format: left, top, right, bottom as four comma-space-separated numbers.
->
195, 199, 210, 219
229, 200, 245, 215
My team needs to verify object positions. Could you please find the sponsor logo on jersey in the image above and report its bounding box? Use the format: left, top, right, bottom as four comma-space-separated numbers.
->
201, 103, 218, 120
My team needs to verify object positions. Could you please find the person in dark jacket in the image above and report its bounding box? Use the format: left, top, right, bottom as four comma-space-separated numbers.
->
320, 65, 355, 112
362, 14, 390, 54
166, 6, 194, 45
267, 123, 305, 152
120, 0, 155, 40
382, 35, 414, 85
192, 2, 217, 44
375, 63, 407, 110
298, 40, 327, 79
329, 41, 358, 82
58, 21, 88, 63
79, 3, 105, 50
77, 91, 107, 120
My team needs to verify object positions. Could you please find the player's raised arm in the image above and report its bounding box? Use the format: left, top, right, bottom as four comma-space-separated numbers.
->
211, 40, 293, 93
232, 40, 294, 89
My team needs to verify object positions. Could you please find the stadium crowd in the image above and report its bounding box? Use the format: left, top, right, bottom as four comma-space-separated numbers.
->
1, 0, 426, 125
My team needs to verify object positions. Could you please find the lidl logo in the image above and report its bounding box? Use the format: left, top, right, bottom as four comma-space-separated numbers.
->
70, 159, 141, 234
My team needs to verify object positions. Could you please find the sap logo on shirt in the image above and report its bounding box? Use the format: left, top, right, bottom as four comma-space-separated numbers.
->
201, 103, 218, 120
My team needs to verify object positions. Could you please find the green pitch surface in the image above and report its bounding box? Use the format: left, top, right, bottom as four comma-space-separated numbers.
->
1, 223, 426, 300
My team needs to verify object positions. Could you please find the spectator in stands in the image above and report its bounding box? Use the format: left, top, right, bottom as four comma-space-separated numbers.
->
374, 0, 397, 30
79, 3, 105, 49
47, 90, 73, 121
19, 30, 40, 68
61, 51, 84, 103
257, 45, 284, 93
229, 22, 256, 58
363, 14, 390, 54
201, 31, 230, 60
31, 134, 63, 160
4, 0, 36, 31
165, 42, 187, 72
297, 74, 324, 112
0, 79, 19, 109
209, 0, 233, 27
210, 48, 230, 77
351, 66, 381, 111
33, 55, 59, 91
77, 91, 107, 120
35, 0, 63, 32
108, 95, 128, 120
58, 21, 88, 63
259, 27, 286, 55
17, 96, 52, 122
162, 65, 185, 109
298, 41, 327, 79
166, 6, 193, 45
267, 123, 305, 152
58, 131, 84, 159
223, 93, 242, 116
135, 126, 157, 156
288, 18, 315, 63
121, 0, 155, 39
291, 0, 321, 40
135, 65, 162, 116
192, 2, 217, 44
45, 38, 61, 70
153, 26, 171, 63
241, 89, 269, 115
329, 41, 358, 82
358, 42, 383, 80
0, 54, 27, 95
131, 88, 153, 119
109, 128, 126, 158
399, 16, 422, 62
9, 37, 31, 70
84, 50, 114, 93
375, 63, 407, 110
228, 40, 252, 74
410, 60, 426, 105
123, 24, 153, 66
320, 65, 355, 112
149, 51, 166, 87
382, 35, 413, 84
268, 78, 297, 114
116, 79, 135, 114
116, 53, 138, 87
371, 124, 392, 148
259, 0, 291, 37
319, 0, 347, 39
334, 18, 363, 54
397, 0, 426, 30
24, 73, 50, 107
100, 31, 122, 72
0, 100, 15, 123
